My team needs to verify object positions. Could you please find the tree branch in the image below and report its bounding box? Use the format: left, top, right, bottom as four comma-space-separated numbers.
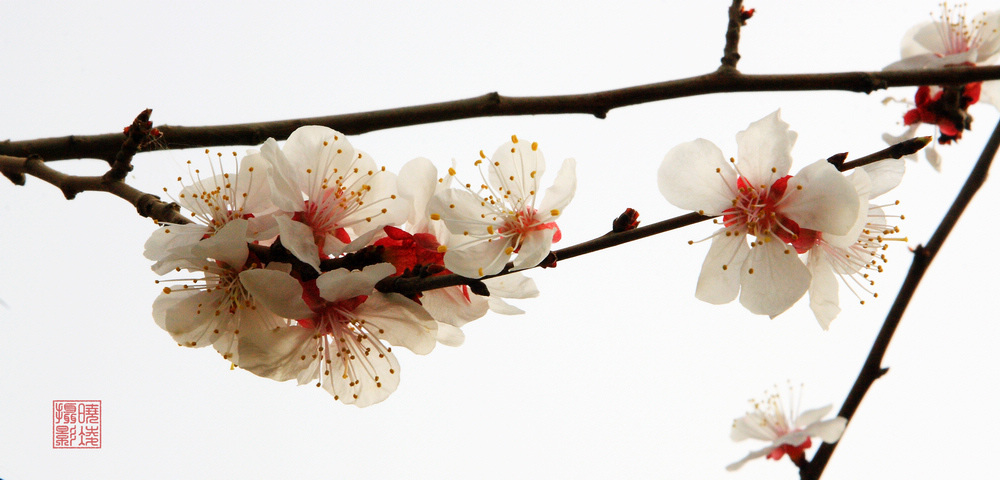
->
800, 118, 1000, 480
829, 136, 932, 171
3, 66, 999, 162
0, 154, 188, 224
719, 0, 746, 71
103, 108, 157, 182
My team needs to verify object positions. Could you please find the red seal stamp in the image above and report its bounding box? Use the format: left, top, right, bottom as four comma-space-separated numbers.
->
52, 400, 101, 449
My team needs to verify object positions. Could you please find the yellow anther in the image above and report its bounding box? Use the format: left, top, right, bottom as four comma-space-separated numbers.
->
511, 135, 519, 143
550, 209, 560, 216
430, 213, 441, 220
531, 142, 538, 151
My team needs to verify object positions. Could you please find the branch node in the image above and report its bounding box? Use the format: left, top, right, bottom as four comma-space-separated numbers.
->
104, 109, 154, 182
3, 169, 25, 186
826, 152, 849, 170
467, 280, 491, 297
876, 367, 890, 379
719, 0, 746, 70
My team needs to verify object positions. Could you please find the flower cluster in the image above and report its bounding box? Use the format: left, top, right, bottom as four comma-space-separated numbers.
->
145, 128, 555, 406
659, 110, 904, 328
884, 3, 1000, 169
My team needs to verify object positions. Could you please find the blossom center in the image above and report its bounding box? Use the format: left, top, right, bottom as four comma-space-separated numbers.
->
722, 175, 814, 247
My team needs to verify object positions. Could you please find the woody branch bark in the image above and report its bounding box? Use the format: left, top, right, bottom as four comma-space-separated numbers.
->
0, 154, 188, 224
2, 66, 999, 162
719, 0, 746, 71
800, 118, 1000, 480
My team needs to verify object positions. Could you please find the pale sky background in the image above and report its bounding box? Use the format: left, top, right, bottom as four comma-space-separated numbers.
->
1, 1, 998, 478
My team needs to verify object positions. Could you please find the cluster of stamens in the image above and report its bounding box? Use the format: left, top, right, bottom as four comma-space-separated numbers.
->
300, 142, 394, 243
433, 135, 554, 252
296, 299, 394, 401
162, 150, 255, 230
819, 201, 906, 305
932, 2, 996, 56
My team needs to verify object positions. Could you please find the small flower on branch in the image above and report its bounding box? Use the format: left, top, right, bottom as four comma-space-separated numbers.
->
727, 383, 847, 471
428, 136, 576, 278
658, 110, 859, 317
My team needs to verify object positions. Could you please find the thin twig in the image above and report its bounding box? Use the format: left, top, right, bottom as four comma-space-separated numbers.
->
0, 154, 188, 224
800, 118, 1000, 480
3, 66, 999, 162
376, 212, 710, 295
719, 0, 746, 71
103, 109, 154, 182
829, 136, 932, 171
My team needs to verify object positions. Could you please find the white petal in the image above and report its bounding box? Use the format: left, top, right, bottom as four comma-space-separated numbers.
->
316, 263, 395, 303
237, 325, 317, 382
356, 293, 438, 355
337, 226, 383, 255
434, 322, 466, 347
658, 139, 735, 215
325, 339, 401, 408
143, 223, 210, 262
726, 445, 777, 471
695, 230, 749, 305
487, 298, 525, 315
731, 413, 778, 442
429, 189, 498, 237
260, 138, 306, 213
538, 158, 577, 216
884, 53, 939, 71
795, 404, 833, 428
911, 21, 947, 56
275, 215, 321, 272
444, 237, 511, 278
236, 152, 275, 216
420, 286, 489, 327
512, 228, 556, 271
735, 110, 797, 187
282, 126, 356, 199
822, 169, 871, 250
488, 139, 544, 200
152, 289, 200, 331
882, 124, 919, 147
739, 238, 810, 316
398, 157, 439, 230
190, 219, 250, 269
349, 169, 407, 235
782, 160, 860, 235
161, 292, 223, 347
805, 417, 848, 443
925, 147, 942, 171
773, 430, 811, 448
979, 80, 1000, 110
976, 12, 1000, 63
483, 273, 539, 299
238, 269, 313, 319
807, 252, 841, 330
862, 158, 905, 199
